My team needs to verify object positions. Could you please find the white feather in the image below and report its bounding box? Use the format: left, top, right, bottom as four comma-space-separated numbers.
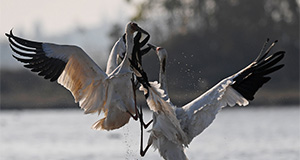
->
13, 22, 141, 131
140, 82, 189, 147
146, 47, 255, 159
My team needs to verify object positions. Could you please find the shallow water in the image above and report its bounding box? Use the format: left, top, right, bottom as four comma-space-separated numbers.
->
0, 107, 299, 160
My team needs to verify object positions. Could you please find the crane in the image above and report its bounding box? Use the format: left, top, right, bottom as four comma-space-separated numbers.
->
131, 39, 285, 160
6, 22, 149, 131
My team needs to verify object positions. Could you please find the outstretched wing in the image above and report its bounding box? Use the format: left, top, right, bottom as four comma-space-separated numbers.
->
231, 40, 285, 100
6, 30, 108, 114
179, 39, 285, 143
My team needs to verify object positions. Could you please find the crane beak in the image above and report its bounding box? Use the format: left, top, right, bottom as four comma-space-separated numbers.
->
147, 43, 157, 50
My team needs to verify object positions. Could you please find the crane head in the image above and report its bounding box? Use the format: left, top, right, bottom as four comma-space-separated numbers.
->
148, 43, 168, 62
126, 22, 149, 35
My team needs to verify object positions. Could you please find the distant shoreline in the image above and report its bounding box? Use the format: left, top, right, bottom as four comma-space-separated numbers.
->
1, 104, 299, 111
1, 69, 299, 110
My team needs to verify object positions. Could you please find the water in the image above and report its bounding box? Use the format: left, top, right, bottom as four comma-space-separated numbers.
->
0, 107, 299, 160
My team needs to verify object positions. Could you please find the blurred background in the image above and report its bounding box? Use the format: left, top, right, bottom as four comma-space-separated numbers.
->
1, 0, 299, 109
0, 1, 299, 160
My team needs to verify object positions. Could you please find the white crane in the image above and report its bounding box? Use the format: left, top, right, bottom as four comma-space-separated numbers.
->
130, 47, 189, 159
132, 40, 285, 160
6, 22, 149, 131
130, 67, 189, 158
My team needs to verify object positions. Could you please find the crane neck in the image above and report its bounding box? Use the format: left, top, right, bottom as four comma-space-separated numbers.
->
122, 32, 134, 68
106, 37, 125, 74
159, 57, 168, 95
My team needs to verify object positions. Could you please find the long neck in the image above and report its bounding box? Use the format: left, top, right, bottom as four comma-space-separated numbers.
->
122, 32, 134, 68
106, 37, 124, 74
159, 57, 169, 97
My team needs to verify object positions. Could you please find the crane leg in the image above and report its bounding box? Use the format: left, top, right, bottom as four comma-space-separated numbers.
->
139, 109, 153, 157
128, 75, 153, 157
128, 75, 153, 128
126, 76, 140, 120
140, 142, 152, 157
138, 104, 153, 129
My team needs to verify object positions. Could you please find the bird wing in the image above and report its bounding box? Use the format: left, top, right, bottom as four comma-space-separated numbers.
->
140, 82, 189, 146
6, 30, 109, 114
179, 40, 285, 143
153, 136, 188, 160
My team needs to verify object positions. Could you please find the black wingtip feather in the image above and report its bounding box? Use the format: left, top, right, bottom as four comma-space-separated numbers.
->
131, 30, 151, 66
255, 64, 285, 76
8, 36, 37, 52
9, 44, 36, 57
141, 46, 151, 56
134, 32, 142, 42
7, 31, 67, 83
140, 34, 150, 47
232, 40, 285, 101
5, 33, 11, 38
255, 53, 285, 72
256, 40, 279, 63
7, 30, 43, 49
12, 55, 32, 63
50, 61, 66, 82
234, 76, 271, 100
50, 62, 66, 82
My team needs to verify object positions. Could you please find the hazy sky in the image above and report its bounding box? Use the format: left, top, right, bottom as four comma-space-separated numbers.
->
0, 0, 140, 69
0, 0, 137, 41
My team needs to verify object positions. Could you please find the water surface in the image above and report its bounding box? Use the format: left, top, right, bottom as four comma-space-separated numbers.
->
0, 107, 299, 160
